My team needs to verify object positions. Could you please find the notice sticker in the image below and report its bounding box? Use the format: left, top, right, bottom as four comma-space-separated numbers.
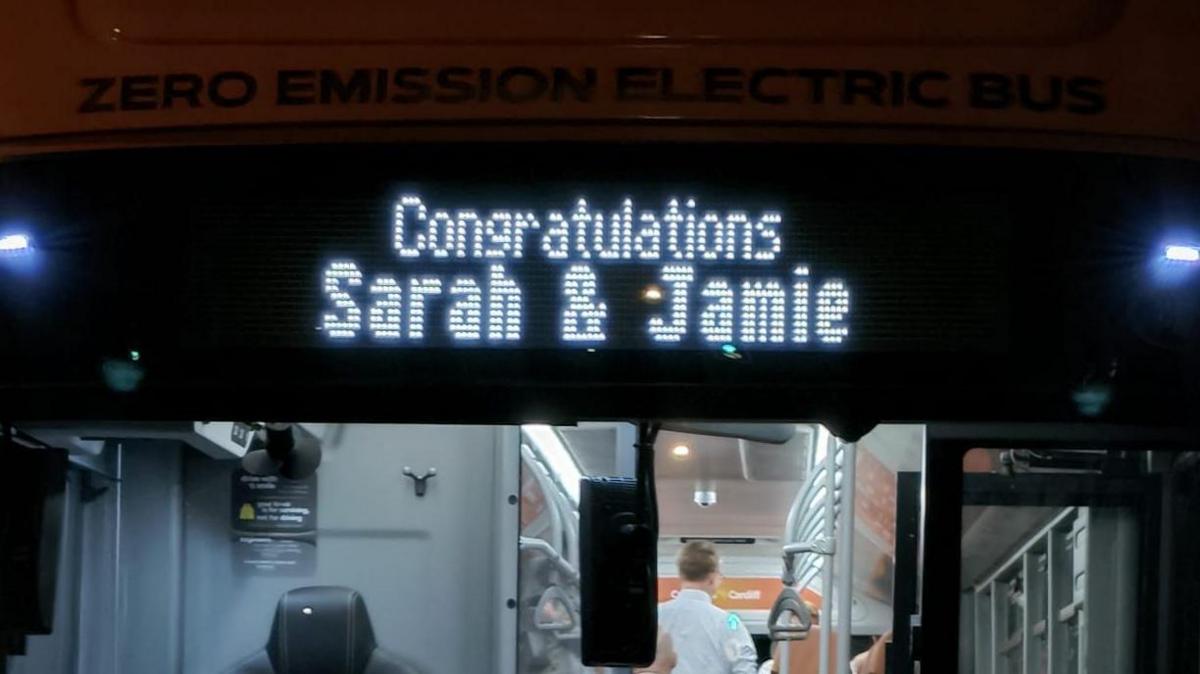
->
230, 469, 318, 575
233, 536, 316, 576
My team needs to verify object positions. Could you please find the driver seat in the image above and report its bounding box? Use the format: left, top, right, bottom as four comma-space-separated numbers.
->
227, 586, 416, 674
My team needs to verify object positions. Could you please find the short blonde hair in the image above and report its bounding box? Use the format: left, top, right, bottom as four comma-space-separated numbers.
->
677, 540, 720, 582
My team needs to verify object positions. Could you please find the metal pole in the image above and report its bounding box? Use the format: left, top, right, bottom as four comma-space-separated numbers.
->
835, 441, 857, 674
495, 428, 521, 674
780, 627, 792, 673
611, 423, 637, 674
112, 442, 123, 674
819, 432, 836, 674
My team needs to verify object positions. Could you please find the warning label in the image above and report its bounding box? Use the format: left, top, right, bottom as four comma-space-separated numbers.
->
230, 469, 317, 576
230, 470, 317, 534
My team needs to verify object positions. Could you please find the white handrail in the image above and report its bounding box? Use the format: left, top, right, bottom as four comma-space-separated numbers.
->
519, 536, 580, 583
520, 443, 565, 554
833, 441, 857, 674
819, 433, 837, 674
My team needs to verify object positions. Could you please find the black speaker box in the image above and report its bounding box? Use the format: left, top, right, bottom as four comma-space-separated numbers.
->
0, 442, 68, 635
579, 476, 656, 666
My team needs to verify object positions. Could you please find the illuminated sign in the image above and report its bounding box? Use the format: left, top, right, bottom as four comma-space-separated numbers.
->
319, 195, 850, 349
104, 145, 1011, 356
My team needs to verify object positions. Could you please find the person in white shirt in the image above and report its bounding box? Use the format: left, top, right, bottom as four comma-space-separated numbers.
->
655, 540, 758, 674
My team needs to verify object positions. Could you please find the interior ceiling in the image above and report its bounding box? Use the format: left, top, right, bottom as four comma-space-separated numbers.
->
556, 426, 616, 476
657, 479, 803, 537
558, 424, 815, 537
557, 423, 816, 482
556, 423, 927, 538
654, 429, 812, 482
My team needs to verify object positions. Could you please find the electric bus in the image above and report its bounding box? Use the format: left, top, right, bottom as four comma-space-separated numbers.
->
0, 0, 1198, 673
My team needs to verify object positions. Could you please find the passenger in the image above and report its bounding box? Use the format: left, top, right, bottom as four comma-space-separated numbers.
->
634, 629, 678, 673
850, 650, 869, 674
657, 540, 758, 674
767, 625, 887, 674
850, 631, 891, 674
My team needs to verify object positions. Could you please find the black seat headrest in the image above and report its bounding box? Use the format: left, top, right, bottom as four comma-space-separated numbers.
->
265, 586, 378, 674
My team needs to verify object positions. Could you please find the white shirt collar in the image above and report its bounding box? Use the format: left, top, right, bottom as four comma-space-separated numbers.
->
676, 588, 714, 603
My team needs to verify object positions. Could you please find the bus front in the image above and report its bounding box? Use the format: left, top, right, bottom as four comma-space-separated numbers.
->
0, 2, 1197, 674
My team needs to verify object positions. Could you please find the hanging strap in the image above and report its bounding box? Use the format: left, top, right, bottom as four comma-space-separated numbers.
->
767, 587, 812, 642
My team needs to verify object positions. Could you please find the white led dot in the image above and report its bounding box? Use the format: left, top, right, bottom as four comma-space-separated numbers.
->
594, 198, 634, 260
513, 212, 539, 258
322, 260, 364, 339
792, 266, 810, 344
429, 210, 454, 258
542, 211, 569, 260
647, 264, 694, 343
480, 211, 511, 259
487, 264, 523, 342
568, 196, 592, 260
570, 198, 594, 260
815, 279, 850, 344
665, 198, 683, 260
407, 276, 443, 341
695, 211, 718, 260
755, 213, 783, 261
739, 279, 786, 343
682, 198, 698, 261
394, 195, 427, 258
448, 276, 483, 340
635, 211, 662, 260
561, 264, 607, 343
368, 275, 403, 340
699, 279, 735, 343
333, 195, 818, 349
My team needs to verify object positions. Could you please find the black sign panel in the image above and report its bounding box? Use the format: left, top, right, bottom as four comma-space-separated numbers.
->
231, 470, 317, 533
231, 470, 317, 575
0, 144, 1196, 425
181, 147, 1010, 355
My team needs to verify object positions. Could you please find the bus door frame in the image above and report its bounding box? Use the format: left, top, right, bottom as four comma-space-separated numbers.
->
918, 424, 1198, 674
889, 471, 921, 674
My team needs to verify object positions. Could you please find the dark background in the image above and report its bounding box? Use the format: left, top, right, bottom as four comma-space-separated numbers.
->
0, 143, 1195, 429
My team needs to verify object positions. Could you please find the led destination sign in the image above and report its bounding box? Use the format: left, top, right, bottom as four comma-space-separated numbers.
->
159, 146, 1010, 355
320, 195, 851, 349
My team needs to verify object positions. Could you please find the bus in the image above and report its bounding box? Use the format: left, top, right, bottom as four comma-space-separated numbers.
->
0, 1, 1198, 673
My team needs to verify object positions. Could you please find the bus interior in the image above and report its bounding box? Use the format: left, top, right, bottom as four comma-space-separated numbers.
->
1, 419, 1194, 674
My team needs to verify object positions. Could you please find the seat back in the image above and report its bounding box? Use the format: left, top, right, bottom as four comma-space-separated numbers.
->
265, 586, 380, 674
226, 585, 416, 674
